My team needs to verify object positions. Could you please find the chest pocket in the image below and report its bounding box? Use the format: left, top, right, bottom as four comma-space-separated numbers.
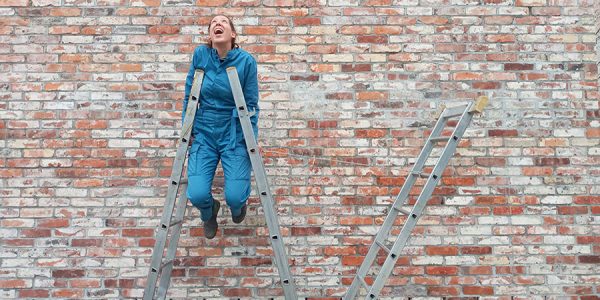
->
201, 68, 235, 106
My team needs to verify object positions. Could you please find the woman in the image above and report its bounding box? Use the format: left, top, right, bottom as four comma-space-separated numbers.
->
182, 15, 259, 239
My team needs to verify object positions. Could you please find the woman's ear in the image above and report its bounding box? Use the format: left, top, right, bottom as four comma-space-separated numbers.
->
231, 32, 237, 39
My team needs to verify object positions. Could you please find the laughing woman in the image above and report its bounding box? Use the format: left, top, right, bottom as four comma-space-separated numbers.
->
182, 15, 259, 239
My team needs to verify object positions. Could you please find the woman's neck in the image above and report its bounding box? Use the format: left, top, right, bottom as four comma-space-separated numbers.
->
214, 43, 232, 59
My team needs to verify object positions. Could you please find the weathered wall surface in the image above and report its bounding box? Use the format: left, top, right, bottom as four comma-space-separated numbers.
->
0, 0, 599, 298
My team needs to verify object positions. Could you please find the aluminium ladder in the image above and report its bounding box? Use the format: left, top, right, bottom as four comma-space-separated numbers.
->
143, 68, 297, 299
343, 96, 488, 300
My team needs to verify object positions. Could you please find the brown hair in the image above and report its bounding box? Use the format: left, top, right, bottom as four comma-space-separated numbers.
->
207, 15, 239, 49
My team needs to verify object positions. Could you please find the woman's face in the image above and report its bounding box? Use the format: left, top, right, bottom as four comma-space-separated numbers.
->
209, 15, 236, 47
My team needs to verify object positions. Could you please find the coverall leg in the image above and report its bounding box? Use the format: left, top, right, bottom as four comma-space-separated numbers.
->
186, 109, 254, 221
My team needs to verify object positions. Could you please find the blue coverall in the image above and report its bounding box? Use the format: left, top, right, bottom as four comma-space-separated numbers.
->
182, 45, 259, 222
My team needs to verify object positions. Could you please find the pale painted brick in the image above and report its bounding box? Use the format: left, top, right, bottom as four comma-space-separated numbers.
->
409, 236, 441, 245
444, 256, 477, 265
541, 195, 573, 204
511, 216, 542, 225
55, 188, 87, 197
460, 225, 492, 235
544, 235, 576, 244
478, 236, 510, 245
412, 256, 443, 265
479, 216, 509, 225
108, 139, 140, 148
560, 245, 591, 255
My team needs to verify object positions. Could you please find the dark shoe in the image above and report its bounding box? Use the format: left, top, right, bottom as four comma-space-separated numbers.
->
203, 201, 220, 239
232, 205, 247, 224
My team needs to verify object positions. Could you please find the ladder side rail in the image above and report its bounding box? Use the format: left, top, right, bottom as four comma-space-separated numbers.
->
156, 188, 191, 300
143, 70, 204, 300
226, 67, 298, 300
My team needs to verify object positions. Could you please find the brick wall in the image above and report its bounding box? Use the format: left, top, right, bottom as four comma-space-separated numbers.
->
1, 0, 599, 299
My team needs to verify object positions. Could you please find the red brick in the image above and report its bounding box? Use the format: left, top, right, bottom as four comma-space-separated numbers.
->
489, 129, 518, 137
70, 279, 101, 288
426, 246, 459, 255
463, 286, 494, 295
355, 129, 387, 138
535, 157, 570, 166
122, 228, 154, 237
52, 289, 83, 298
19, 289, 49, 298
324, 246, 356, 256
38, 219, 69, 228
579, 256, 600, 263
111, 64, 142, 72
224, 288, 252, 297
341, 64, 372, 72
357, 91, 388, 101
340, 216, 372, 225
547, 256, 577, 264
244, 26, 276, 35
587, 128, 600, 137
425, 266, 458, 275
493, 206, 524, 215
4, 239, 34, 246
428, 286, 460, 296
294, 17, 320, 26
0, 279, 28, 288
461, 246, 492, 255
21, 229, 52, 238
72, 239, 103, 247
357, 35, 388, 43
290, 74, 319, 81
557, 206, 588, 215
341, 256, 364, 266
574, 196, 600, 204
291, 227, 321, 236
472, 81, 501, 89
148, 25, 179, 34
240, 257, 271, 266
52, 269, 85, 278
474, 196, 506, 205
49, 8, 81, 16
308, 45, 337, 54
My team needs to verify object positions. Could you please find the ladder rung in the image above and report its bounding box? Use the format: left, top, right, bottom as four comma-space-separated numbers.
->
169, 218, 183, 227
357, 275, 369, 288
160, 259, 174, 271
429, 136, 448, 143
180, 179, 188, 185
412, 171, 431, 178
393, 206, 411, 215
375, 240, 391, 253
442, 104, 468, 118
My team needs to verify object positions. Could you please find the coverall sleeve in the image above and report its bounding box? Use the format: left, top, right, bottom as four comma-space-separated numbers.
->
182, 47, 199, 124
243, 58, 259, 133
243, 58, 259, 111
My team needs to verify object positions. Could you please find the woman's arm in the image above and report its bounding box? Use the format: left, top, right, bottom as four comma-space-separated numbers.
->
182, 47, 199, 124
243, 57, 259, 111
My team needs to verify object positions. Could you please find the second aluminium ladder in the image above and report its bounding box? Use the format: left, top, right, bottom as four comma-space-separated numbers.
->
344, 96, 488, 299
143, 68, 297, 299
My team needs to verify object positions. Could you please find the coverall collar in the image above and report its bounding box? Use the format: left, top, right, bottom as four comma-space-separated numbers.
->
210, 47, 240, 63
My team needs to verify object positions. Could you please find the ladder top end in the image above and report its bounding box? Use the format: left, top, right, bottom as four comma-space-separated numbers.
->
194, 69, 204, 75
226, 66, 237, 72
471, 95, 489, 113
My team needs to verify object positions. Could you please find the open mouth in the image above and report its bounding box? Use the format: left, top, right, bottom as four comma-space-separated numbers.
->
214, 27, 224, 35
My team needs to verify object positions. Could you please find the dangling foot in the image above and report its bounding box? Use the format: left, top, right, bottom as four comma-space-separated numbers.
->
232, 204, 247, 224
203, 201, 220, 239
